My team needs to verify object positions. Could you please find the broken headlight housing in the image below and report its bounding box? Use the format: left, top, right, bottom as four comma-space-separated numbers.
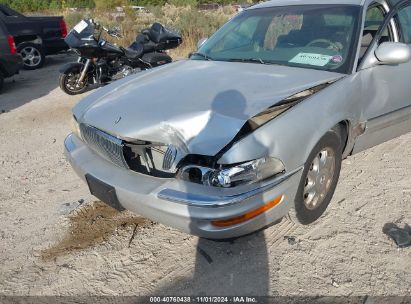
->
178, 157, 285, 188
71, 116, 82, 140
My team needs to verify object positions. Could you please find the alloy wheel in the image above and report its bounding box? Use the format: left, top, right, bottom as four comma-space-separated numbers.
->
20, 47, 42, 68
303, 147, 336, 210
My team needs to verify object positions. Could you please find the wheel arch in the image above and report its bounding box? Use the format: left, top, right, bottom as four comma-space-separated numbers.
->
333, 119, 352, 159
15, 36, 43, 46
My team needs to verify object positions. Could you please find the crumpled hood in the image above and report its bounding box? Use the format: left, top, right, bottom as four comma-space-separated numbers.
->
74, 60, 343, 156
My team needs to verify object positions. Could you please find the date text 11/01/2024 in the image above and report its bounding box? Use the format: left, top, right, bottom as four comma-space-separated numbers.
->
149, 296, 258, 303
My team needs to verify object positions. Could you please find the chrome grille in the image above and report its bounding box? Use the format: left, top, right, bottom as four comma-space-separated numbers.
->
80, 124, 129, 168
162, 145, 177, 171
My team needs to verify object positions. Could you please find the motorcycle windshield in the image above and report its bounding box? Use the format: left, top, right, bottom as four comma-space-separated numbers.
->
64, 19, 96, 48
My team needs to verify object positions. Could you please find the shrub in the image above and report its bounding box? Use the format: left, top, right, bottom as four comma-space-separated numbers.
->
94, 0, 126, 10
62, 4, 234, 58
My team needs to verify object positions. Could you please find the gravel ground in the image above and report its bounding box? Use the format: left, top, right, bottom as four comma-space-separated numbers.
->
0, 54, 410, 299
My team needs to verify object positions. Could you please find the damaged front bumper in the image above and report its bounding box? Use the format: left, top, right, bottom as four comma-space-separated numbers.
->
64, 133, 303, 239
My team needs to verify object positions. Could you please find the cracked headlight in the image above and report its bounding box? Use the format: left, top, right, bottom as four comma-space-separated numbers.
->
71, 116, 82, 140
179, 157, 285, 188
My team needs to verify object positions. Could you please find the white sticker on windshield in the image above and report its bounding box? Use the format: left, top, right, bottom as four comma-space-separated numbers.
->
289, 53, 333, 67
73, 20, 88, 34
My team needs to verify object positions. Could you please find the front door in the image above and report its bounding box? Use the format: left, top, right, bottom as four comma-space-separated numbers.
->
353, 0, 411, 153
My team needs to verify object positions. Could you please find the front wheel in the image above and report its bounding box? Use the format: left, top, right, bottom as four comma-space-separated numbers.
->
288, 129, 343, 225
59, 68, 88, 95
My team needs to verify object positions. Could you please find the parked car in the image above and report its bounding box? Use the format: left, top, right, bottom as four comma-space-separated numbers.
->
0, 20, 21, 93
198, 3, 222, 11
65, 0, 411, 239
0, 5, 68, 70
130, 6, 148, 13
233, 4, 251, 13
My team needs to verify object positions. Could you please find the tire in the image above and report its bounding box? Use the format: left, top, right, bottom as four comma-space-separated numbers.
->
17, 43, 45, 70
0, 71, 3, 94
288, 129, 343, 225
59, 68, 89, 95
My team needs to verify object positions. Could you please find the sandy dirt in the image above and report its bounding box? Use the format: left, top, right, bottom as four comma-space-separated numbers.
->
0, 54, 410, 299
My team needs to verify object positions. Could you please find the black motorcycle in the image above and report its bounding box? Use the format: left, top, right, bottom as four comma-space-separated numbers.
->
59, 19, 182, 95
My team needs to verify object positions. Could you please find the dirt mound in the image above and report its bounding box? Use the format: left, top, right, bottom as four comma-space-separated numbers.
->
41, 201, 151, 260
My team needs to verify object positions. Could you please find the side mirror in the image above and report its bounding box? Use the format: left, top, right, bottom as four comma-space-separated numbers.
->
375, 42, 411, 65
197, 38, 208, 49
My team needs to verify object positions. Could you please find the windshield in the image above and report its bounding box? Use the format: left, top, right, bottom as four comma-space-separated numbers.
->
193, 5, 361, 74
65, 19, 98, 47
68, 19, 96, 39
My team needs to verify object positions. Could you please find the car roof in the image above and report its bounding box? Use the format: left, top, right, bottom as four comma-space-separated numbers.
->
250, 0, 365, 10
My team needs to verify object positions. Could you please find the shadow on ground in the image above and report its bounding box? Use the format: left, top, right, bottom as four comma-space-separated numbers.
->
155, 233, 270, 296
0, 53, 75, 112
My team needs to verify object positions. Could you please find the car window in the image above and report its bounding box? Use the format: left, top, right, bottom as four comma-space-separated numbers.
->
264, 11, 354, 51
264, 14, 303, 50
324, 14, 354, 26
236, 16, 259, 39
364, 5, 392, 43
0, 7, 12, 17
359, 4, 393, 61
213, 16, 259, 51
397, 5, 411, 43
0, 6, 22, 18
365, 6, 384, 26
196, 5, 361, 74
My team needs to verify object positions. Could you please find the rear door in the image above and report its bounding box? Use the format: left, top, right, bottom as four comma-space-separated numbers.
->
353, 0, 411, 153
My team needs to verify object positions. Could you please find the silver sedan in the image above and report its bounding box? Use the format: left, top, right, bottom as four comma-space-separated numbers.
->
65, 0, 411, 239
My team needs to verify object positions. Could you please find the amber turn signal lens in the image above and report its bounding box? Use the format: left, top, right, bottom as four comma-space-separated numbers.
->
211, 195, 284, 228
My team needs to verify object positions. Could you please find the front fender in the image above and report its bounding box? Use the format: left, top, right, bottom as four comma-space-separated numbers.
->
59, 62, 84, 74
218, 74, 362, 171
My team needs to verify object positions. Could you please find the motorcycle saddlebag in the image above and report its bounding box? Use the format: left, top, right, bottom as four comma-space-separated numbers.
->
141, 52, 172, 67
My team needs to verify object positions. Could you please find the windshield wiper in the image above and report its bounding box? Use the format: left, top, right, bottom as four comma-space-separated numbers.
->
191, 52, 213, 61
226, 58, 266, 64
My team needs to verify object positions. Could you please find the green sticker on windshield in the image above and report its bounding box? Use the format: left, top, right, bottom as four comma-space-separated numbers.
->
289, 53, 333, 67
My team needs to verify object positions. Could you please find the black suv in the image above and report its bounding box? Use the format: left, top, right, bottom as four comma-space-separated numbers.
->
0, 20, 22, 93
0, 5, 68, 70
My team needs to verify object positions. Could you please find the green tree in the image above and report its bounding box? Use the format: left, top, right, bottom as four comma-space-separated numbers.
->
168, 0, 197, 6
